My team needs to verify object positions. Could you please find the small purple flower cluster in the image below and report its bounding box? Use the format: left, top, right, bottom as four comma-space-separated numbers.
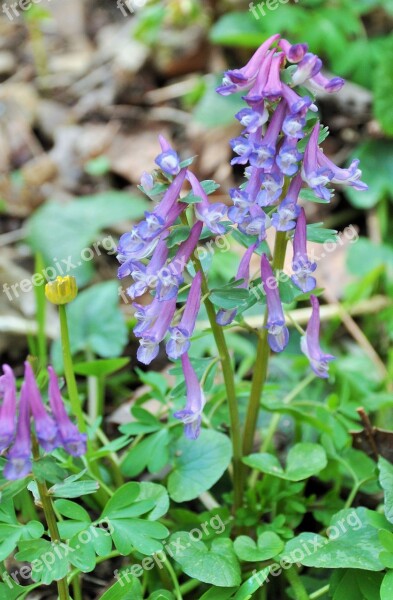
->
216, 33, 367, 372
0, 363, 87, 480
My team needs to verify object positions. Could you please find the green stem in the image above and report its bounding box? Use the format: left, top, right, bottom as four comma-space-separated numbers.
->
310, 584, 330, 599
34, 253, 47, 368
194, 256, 243, 511
72, 576, 83, 600
33, 448, 70, 600
59, 305, 85, 433
179, 578, 200, 595
284, 566, 310, 600
242, 231, 288, 458
163, 558, 183, 600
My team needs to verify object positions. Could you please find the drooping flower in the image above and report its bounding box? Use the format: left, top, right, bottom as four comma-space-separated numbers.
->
155, 135, 181, 176
0, 365, 17, 451
307, 72, 345, 94
173, 353, 206, 440
3, 381, 32, 481
291, 208, 317, 293
217, 243, 257, 326
136, 296, 177, 365
291, 53, 322, 86
48, 367, 87, 457
155, 221, 203, 301
276, 136, 303, 177
24, 362, 59, 453
167, 272, 202, 360
301, 123, 333, 201
278, 39, 308, 63
261, 254, 289, 353
187, 172, 227, 234
301, 295, 335, 378
121, 239, 169, 300
271, 174, 302, 231
216, 33, 281, 96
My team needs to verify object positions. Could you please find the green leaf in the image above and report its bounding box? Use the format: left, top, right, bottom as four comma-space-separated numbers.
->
0, 581, 38, 600
210, 288, 250, 310
243, 443, 327, 481
306, 223, 338, 244
199, 589, 236, 600
99, 575, 143, 600
121, 429, 170, 477
379, 457, 393, 524
170, 532, 241, 587
168, 430, 232, 502
209, 12, 264, 47
285, 508, 385, 571
73, 358, 130, 377
345, 141, 393, 208
27, 192, 149, 285
16, 539, 70, 584
101, 483, 169, 555
149, 592, 176, 600
49, 471, 99, 499
381, 570, 393, 600
232, 568, 269, 600
374, 38, 393, 136
52, 282, 128, 364
193, 76, 244, 127
234, 532, 284, 562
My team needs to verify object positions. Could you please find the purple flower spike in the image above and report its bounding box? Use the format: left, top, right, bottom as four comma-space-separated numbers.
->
230, 136, 254, 166
167, 272, 202, 360
301, 296, 335, 378
137, 297, 177, 365
301, 123, 333, 201
243, 50, 275, 105
257, 165, 284, 206
316, 155, 368, 192
278, 39, 308, 63
308, 72, 345, 94
155, 135, 181, 176
24, 363, 59, 453
187, 172, 227, 234
228, 188, 253, 224
217, 243, 257, 326
291, 208, 317, 293
239, 204, 269, 240
261, 254, 289, 353
48, 367, 87, 457
3, 381, 32, 481
174, 353, 206, 440
292, 53, 322, 86
140, 171, 154, 192
276, 137, 303, 176
0, 365, 17, 451
271, 174, 302, 231
281, 84, 316, 115
216, 33, 281, 96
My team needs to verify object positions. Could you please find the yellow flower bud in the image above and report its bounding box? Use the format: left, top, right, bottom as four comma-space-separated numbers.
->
45, 276, 78, 305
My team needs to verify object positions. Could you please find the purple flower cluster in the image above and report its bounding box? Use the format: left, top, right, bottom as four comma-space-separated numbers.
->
117, 139, 220, 438
215, 34, 367, 375
0, 363, 87, 480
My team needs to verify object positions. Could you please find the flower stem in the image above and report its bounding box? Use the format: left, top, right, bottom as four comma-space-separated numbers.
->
242, 231, 288, 458
33, 445, 70, 600
193, 256, 244, 511
284, 566, 310, 600
59, 305, 86, 433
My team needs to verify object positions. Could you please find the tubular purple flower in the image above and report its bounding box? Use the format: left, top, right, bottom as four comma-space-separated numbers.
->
187, 172, 227, 234
140, 171, 154, 192
281, 84, 316, 115
24, 362, 59, 453
263, 52, 285, 101
278, 39, 308, 63
230, 135, 254, 166
316, 154, 368, 191
308, 72, 345, 94
276, 137, 303, 176
133, 297, 161, 336
261, 254, 289, 353
0, 365, 17, 451
217, 243, 257, 326
283, 112, 306, 140
291, 208, 317, 293
236, 105, 269, 134
173, 353, 206, 440
243, 50, 275, 105
301, 295, 335, 378
256, 165, 284, 206
249, 100, 286, 170
271, 174, 302, 231
3, 381, 32, 481
167, 272, 202, 359
126, 240, 169, 300
137, 297, 177, 365
228, 188, 253, 224
301, 123, 333, 201
155, 135, 181, 176
239, 204, 269, 240
48, 367, 87, 457
292, 53, 322, 86
156, 221, 203, 301
216, 33, 281, 96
